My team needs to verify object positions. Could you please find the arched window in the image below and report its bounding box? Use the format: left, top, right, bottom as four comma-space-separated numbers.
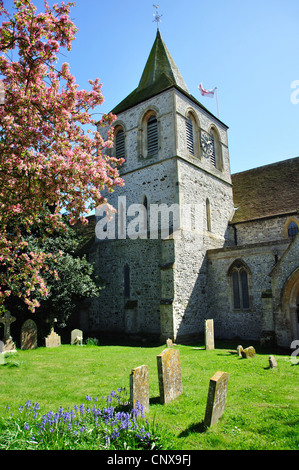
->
206, 198, 211, 232
139, 109, 159, 159
288, 221, 299, 239
209, 127, 222, 170
186, 116, 194, 156
115, 127, 125, 159
147, 115, 158, 155
229, 261, 250, 310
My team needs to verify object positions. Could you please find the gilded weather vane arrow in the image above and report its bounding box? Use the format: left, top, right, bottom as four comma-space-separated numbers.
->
153, 4, 162, 30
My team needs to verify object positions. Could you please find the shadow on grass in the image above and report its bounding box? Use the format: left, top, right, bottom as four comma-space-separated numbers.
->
149, 396, 162, 405
178, 421, 207, 437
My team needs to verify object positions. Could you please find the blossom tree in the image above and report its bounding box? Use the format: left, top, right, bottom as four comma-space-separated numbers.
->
0, 0, 123, 312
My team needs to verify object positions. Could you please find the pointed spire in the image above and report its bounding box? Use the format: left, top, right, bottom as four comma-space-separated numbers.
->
138, 30, 189, 94
112, 30, 189, 115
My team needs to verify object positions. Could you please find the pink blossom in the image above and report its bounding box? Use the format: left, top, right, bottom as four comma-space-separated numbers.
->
0, 0, 123, 311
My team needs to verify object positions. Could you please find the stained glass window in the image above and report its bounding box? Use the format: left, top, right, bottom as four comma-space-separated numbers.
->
288, 221, 299, 239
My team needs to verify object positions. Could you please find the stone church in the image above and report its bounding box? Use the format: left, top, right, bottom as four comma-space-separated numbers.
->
82, 30, 299, 349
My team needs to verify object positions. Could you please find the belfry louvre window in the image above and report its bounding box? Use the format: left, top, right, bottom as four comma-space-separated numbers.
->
186, 117, 194, 155
210, 132, 216, 167
115, 129, 125, 159
147, 115, 158, 155
230, 262, 250, 310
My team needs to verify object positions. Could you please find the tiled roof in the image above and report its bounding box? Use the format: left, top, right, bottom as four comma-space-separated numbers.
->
231, 156, 299, 223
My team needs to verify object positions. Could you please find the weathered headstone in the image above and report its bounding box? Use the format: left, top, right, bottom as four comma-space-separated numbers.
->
71, 329, 83, 346
4, 337, 16, 353
269, 355, 277, 368
0, 340, 4, 365
21, 319, 37, 350
0, 310, 16, 342
45, 328, 61, 348
166, 338, 173, 348
237, 345, 243, 356
157, 348, 183, 404
205, 319, 215, 350
130, 364, 149, 414
241, 346, 256, 358
204, 371, 229, 427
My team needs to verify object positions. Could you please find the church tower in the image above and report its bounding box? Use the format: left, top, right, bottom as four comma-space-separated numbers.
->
89, 30, 234, 343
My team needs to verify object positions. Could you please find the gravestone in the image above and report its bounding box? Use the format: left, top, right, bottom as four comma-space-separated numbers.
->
4, 337, 16, 353
237, 345, 243, 356
130, 364, 149, 414
45, 328, 61, 348
71, 329, 83, 346
166, 338, 173, 348
0, 340, 4, 365
205, 319, 215, 350
157, 348, 183, 404
204, 371, 229, 427
0, 310, 16, 342
21, 319, 37, 350
241, 346, 256, 358
269, 355, 277, 368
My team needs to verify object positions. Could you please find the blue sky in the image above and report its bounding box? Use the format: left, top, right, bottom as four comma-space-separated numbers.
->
5, 0, 299, 174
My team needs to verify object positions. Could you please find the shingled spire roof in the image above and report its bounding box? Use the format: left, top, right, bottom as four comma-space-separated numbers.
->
112, 30, 189, 115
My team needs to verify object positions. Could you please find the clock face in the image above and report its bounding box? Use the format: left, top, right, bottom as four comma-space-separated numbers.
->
201, 132, 213, 157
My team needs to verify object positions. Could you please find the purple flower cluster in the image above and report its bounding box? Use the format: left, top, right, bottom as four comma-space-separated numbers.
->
5, 388, 158, 450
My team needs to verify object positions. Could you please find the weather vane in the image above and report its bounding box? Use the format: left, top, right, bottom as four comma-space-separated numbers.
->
153, 4, 162, 30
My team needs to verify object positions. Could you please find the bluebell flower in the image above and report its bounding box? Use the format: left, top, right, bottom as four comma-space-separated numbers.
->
24, 422, 29, 431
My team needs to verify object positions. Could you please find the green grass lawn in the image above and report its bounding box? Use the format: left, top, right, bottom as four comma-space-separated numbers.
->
0, 340, 298, 450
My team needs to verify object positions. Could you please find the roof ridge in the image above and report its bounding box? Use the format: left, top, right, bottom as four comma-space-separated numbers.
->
232, 155, 299, 177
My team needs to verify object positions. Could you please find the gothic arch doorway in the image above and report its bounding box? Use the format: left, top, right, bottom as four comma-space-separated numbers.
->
282, 268, 299, 342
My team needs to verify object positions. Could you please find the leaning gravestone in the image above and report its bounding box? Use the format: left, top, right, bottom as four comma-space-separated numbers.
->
21, 319, 37, 350
157, 348, 183, 404
205, 319, 215, 350
241, 346, 256, 358
130, 364, 149, 414
204, 371, 229, 427
71, 329, 83, 346
45, 328, 61, 348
